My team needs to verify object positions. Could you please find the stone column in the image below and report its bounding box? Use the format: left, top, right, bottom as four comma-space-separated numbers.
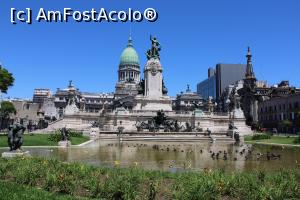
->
144, 58, 163, 98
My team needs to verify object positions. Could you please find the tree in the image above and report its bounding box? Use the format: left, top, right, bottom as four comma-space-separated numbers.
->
0, 65, 14, 94
280, 120, 292, 133
0, 101, 16, 118
296, 112, 300, 127
0, 101, 16, 129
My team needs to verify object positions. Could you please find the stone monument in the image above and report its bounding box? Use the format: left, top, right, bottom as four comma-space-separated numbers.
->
64, 81, 79, 115
133, 35, 172, 111
2, 122, 29, 158
65, 96, 79, 115
228, 88, 252, 136
58, 126, 71, 147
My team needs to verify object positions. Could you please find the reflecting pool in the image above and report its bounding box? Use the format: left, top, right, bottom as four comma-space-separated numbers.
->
1, 140, 300, 172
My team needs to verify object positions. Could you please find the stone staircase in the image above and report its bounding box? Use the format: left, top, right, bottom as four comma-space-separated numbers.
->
32, 117, 93, 134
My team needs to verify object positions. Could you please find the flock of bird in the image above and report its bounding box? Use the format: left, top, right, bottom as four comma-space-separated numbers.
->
106, 143, 283, 162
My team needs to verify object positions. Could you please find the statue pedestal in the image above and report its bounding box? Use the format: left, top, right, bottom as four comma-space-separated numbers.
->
58, 140, 71, 147
133, 95, 172, 111
2, 150, 30, 158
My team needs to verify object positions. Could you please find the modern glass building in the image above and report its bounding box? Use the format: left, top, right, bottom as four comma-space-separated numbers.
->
215, 63, 246, 100
197, 75, 216, 100
197, 64, 246, 101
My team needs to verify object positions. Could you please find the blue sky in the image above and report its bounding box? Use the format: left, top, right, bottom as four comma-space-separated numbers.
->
1, 0, 300, 98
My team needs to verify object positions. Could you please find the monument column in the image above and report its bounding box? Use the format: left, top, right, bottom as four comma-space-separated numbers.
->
144, 59, 163, 98
133, 35, 172, 111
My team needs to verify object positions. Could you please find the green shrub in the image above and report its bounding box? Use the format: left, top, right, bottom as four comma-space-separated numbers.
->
68, 130, 83, 138
48, 130, 83, 142
48, 132, 62, 142
293, 136, 300, 144
252, 134, 271, 140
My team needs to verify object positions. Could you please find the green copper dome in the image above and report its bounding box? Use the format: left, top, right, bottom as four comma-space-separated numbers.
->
119, 37, 140, 66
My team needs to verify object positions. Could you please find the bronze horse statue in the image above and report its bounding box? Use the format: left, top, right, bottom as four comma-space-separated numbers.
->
7, 123, 26, 151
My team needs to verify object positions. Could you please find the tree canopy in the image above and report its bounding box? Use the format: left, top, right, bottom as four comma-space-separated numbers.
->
0, 66, 14, 93
0, 101, 16, 119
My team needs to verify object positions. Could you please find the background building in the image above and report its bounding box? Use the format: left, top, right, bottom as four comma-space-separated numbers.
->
238, 48, 300, 127
197, 64, 246, 101
197, 68, 216, 100
215, 63, 246, 101
258, 93, 300, 133
10, 99, 43, 129
32, 89, 51, 105
114, 36, 141, 100
174, 85, 203, 111
53, 81, 114, 118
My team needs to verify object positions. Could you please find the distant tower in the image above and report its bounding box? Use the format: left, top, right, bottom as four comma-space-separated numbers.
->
244, 47, 257, 89
239, 47, 259, 126
115, 36, 141, 99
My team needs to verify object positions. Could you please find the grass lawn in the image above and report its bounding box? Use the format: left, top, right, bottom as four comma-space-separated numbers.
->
245, 135, 299, 145
0, 181, 90, 200
0, 134, 90, 147
0, 157, 299, 200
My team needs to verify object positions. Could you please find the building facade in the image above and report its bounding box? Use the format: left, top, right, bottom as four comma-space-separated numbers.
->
174, 85, 203, 111
53, 81, 114, 118
197, 75, 216, 100
32, 89, 51, 105
197, 64, 246, 101
215, 63, 246, 101
258, 93, 300, 133
114, 36, 141, 100
238, 47, 300, 127
10, 99, 43, 128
